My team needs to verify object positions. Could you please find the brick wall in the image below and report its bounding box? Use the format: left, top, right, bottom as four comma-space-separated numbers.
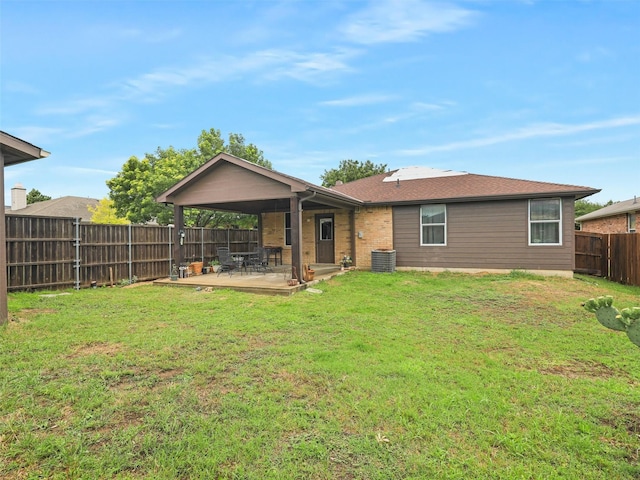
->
581, 214, 629, 234
262, 208, 353, 265
353, 206, 393, 268
261, 207, 392, 268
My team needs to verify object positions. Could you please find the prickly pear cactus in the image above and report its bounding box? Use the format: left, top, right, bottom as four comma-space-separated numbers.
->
619, 307, 640, 347
583, 297, 640, 348
583, 296, 626, 331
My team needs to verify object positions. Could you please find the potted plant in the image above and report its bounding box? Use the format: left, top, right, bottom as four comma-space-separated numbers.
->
209, 259, 221, 274
170, 264, 179, 281
340, 255, 353, 270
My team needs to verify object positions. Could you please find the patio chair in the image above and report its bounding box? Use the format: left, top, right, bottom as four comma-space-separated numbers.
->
246, 247, 273, 274
217, 247, 238, 276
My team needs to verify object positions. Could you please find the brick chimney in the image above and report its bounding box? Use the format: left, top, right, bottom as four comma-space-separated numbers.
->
11, 183, 27, 211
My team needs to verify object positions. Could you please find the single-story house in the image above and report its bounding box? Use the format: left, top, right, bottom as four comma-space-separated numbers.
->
576, 196, 639, 234
5, 183, 99, 222
157, 153, 599, 280
0, 131, 50, 324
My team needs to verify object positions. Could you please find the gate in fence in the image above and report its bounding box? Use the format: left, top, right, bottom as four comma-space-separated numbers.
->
575, 231, 640, 286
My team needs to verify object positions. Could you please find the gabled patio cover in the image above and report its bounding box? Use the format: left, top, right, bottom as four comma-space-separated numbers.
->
156, 153, 362, 280
1, 131, 50, 324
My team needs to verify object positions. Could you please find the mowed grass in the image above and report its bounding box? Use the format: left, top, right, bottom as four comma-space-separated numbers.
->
2, 271, 640, 479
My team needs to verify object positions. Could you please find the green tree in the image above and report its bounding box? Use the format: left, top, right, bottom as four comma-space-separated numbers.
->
89, 198, 129, 224
575, 199, 613, 218
26, 189, 51, 204
107, 129, 270, 227
320, 159, 387, 187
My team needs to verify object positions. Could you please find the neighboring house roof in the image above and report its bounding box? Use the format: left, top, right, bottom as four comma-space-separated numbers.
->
6, 196, 100, 221
331, 167, 599, 205
576, 196, 640, 222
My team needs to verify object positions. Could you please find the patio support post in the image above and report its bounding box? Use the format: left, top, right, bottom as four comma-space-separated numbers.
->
173, 204, 185, 270
290, 196, 303, 283
257, 213, 263, 248
0, 151, 7, 325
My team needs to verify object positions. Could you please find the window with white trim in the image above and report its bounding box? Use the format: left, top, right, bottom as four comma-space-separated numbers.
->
629, 213, 637, 233
420, 204, 446, 245
284, 212, 292, 246
529, 198, 562, 245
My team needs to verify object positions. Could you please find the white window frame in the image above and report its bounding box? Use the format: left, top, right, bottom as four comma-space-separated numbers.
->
629, 213, 637, 233
420, 204, 447, 246
528, 198, 562, 246
284, 212, 291, 246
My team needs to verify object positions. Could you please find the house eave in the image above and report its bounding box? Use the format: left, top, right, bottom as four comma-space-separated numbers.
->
361, 189, 601, 207
1, 131, 50, 165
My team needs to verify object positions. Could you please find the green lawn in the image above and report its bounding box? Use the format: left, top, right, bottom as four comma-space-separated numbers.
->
2, 271, 639, 479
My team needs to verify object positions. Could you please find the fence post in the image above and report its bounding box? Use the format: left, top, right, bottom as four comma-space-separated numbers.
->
128, 223, 133, 283
168, 225, 173, 275
74, 217, 80, 290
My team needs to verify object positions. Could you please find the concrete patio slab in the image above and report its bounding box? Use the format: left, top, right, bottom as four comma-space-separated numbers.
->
153, 264, 344, 295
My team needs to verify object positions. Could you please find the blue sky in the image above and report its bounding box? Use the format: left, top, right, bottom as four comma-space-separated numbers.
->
2, 0, 639, 206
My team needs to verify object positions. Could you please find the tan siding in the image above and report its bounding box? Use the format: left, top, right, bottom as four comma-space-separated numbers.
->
172, 163, 292, 204
393, 198, 575, 272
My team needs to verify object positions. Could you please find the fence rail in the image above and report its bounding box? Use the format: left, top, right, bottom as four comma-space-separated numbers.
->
5, 214, 258, 291
575, 232, 640, 287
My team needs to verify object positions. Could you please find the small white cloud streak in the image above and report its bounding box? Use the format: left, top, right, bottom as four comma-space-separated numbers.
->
7, 126, 65, 145
64, 166, 118, 176
399, 116, 640, 156
117, 48, 358, 100
3, 81, 40, 95
320, 94, 397, 107
340, 0, 476, 45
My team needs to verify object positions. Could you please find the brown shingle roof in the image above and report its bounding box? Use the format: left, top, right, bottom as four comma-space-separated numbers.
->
331, 169, 599, 204
5, 196, 100, 221
576, 196, 640, 221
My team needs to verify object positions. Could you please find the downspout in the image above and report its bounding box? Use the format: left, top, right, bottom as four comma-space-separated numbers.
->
299, 191, 317, 205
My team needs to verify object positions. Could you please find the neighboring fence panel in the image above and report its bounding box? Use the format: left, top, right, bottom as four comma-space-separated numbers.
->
575, 232, 606, 276
608, 233, 640, 287
575, 232, 640, 287
5, 215, 258, 291
6, 216, 76, 290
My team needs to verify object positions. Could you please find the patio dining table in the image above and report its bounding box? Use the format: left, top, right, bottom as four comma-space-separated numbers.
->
230, 251, 260, 274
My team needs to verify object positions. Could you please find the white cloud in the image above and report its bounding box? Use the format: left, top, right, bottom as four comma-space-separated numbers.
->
64, 166, 119, 176
29, 46, 359, 138
68, 116, 123, 138
3, 80, 40, 95
7, 126, 65, 145
399, 115, 640, 156
340, 0, 476, 45
118, 48, 358, 100
37, 97, 112, 116
112, 26, 182, 43
319, 94, 397, 107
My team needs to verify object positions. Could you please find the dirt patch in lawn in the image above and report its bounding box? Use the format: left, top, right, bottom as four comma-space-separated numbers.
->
67, 341, 124, 358
9, 308, 58, 325
537, 360, 622, 379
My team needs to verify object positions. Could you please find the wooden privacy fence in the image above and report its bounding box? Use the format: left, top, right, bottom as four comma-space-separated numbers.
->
5, 214, 258, 291
575, 232, 640, 286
